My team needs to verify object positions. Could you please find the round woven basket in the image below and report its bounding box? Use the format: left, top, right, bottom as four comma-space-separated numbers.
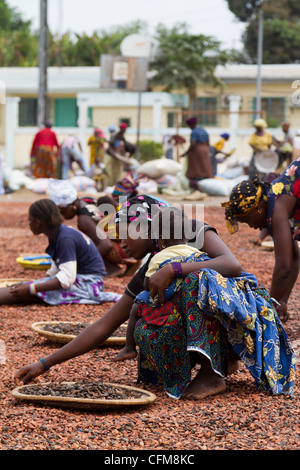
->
262, 240, 300, 251
11, 381, 156, 410
0, 279, 31, 288
31, 321, 127, 346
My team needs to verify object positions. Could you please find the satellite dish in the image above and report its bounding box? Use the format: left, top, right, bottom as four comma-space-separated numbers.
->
120, 34, 157, 58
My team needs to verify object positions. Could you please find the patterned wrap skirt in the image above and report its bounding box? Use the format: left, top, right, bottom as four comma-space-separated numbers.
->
32, 274, 121, 305
134, 254, 297, 399
31, 145, 57, 179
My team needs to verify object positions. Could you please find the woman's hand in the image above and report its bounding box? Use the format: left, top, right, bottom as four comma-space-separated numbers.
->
148, 264, 174, 305
276, 301, 289, 323
9, 283, 31, 299
14, 361, 46, 385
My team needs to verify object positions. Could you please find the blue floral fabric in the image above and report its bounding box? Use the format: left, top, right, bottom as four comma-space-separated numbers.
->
266, 157, 300, 235
134, 253, 297, 399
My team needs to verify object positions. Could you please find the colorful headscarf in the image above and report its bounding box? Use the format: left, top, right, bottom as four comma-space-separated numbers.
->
220, 133, 230, 139
112, 173, 141, 198
254, 118, 267, 128
221, 177, 269, 234
94, 127, 104, 137
185, 116, 198, 127
115, 195, 168, 224
97, 194, 169, 240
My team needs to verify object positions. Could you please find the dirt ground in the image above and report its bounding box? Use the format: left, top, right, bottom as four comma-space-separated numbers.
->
0, 190, 299, 451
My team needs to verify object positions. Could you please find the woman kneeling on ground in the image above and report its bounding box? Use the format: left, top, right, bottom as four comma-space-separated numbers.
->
14, 196, 296, 399
0, 199, 121, 305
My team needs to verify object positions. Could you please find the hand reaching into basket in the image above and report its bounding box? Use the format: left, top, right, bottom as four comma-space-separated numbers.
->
14, 360, 47, 385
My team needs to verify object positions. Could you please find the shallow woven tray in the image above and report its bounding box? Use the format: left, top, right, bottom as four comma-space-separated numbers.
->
11, 381, 157, 410
261, 240, 300, 251
0, 278, 31, 288
31, 321, 127, 346
16, 253, 51, 271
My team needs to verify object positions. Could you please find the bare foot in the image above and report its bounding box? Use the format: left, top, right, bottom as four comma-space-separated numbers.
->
182, 369, 226, 400
114, 348, 137, 362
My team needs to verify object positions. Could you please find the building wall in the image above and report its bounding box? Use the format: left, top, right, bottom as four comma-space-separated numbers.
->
92, 105, 153, 132
0, 105, 5, 147
2, 67, 300, 169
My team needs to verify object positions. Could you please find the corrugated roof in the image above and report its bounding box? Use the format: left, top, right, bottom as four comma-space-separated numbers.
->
1, 63, 299, 94
0, 66, 101, 94
216, 63, 300, 82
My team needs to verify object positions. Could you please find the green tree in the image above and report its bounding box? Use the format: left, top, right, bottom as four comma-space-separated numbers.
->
49, 21, 147, 66
0, 0, 38, 66
225, 0, 263, 22
149, 23, 231, 110
0, 0, 31, 31
139, 140, 164, 163
226, 0, 300, 63
245, 17, 300, 64
0, 2, 146, 67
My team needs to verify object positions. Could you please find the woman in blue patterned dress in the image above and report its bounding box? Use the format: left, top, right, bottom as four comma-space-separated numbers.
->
222, 157, 300, 323
14, 196, 296, 401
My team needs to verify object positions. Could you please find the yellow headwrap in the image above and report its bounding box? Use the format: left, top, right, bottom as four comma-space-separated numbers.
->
221, 179, 265, 234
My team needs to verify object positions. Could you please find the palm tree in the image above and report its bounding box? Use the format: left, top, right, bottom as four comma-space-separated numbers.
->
149, 24, 231, 111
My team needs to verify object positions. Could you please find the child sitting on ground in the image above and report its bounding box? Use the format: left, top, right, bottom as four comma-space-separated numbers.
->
114, 207, 202, 361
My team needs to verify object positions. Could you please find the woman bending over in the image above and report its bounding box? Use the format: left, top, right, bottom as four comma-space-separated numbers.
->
0, 199, 120, 305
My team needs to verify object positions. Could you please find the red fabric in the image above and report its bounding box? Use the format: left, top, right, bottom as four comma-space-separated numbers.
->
31, 128, 59, 156
293, 178, 300, 199
138, 300, 175, 326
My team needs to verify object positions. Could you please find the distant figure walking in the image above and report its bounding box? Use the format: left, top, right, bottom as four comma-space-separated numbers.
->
182, 117, 212, 190
30, 120, 59, 178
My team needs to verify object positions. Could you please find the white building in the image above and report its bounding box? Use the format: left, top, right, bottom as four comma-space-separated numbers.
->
1, 64, 300, 169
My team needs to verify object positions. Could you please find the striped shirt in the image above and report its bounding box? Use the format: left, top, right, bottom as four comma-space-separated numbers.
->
191, 126, 209, 143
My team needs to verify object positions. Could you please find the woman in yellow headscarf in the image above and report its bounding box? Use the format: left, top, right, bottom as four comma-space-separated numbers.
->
248, 118, 273, 179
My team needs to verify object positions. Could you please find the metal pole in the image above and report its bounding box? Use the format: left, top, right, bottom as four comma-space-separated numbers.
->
37, 0, 48, 127
135, 91, 142, 160
256, 8, 263, 118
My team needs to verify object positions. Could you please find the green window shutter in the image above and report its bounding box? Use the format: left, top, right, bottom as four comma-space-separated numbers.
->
251, 97, 286, 127
88, 107, 93, 126
191, 97, 217, 126
19, 98, 38, 126
167, 112, 175, 127
54, 98, 78, 127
